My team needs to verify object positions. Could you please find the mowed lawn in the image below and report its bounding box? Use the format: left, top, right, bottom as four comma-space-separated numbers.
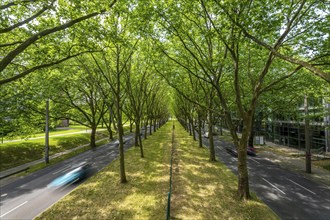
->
0, 130, 108, 171
170, 122, 278, 219
37, 121, 278, 219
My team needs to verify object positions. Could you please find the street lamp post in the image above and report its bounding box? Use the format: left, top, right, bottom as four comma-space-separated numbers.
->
45, 99, 49, 164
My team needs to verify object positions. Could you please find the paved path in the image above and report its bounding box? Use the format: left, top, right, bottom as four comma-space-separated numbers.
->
257, 142, 330, 187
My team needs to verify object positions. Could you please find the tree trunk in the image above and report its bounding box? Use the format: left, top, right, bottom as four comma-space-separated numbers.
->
188, 117, 192, 136
198, 114, 203, 148
219, 118, 223, 136
237, 141, 250, 199
117, 114, 127, 183
116, 47, 126, 184
144, 119, 148, 139
192, 118, 196, 141
90, 125, 97, 149
135, 119, 140, 146
109, 124, 113, 140
208, 109, 216, 161
304, 95, 312, 173
237, 116, 252, 200
139, 130, 144, 158
248, 113, 255, 148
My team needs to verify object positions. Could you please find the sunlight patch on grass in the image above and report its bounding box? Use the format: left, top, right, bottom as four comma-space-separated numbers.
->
0, 132, 107, 171
37, 123, 173, 220
37, 120, 277, 219
171, 121, 279, 220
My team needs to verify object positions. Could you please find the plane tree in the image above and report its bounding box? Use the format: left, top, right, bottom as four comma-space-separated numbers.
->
123, 42, 156, 157
43, 57, 108, 149
152, 0, 329, 200
0, 0, 118, 86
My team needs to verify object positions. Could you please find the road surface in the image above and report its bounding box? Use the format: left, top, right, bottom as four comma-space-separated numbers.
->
203, 136, 330, 220
0, 133, 134, 219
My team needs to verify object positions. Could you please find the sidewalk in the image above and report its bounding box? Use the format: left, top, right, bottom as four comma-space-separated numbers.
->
219, 129, 330, 187
256, 142, 330, 187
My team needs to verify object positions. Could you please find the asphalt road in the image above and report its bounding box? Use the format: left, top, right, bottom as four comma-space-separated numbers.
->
1, 128, 329, 219
0, 133, 135, 219
203, 136, 330, 220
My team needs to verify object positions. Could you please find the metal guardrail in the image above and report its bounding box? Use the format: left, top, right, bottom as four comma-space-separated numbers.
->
166, 123, 175, 220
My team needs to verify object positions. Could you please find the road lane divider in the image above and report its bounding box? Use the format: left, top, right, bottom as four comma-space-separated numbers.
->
262, 178, 286, 195
52, 166, 71, 175
0, 201, 28, 218
107, 152, 114, 156
287, 179, 316, 195
249, 158, 260, 164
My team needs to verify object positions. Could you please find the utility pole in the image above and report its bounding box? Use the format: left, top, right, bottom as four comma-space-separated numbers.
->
45, 99, 49, 164
304, 95, 311, 173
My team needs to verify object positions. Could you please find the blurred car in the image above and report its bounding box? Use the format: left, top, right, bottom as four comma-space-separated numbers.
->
203, 132, 209, 138
203, 131, 218, 138
48, 162, 92, 188
247, 146, 257, 156
114, 137, 129, 145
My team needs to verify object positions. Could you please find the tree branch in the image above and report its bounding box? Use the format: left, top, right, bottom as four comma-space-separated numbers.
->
0, 0, 117, 74
0, 50, 99, 85
0, 2, 53, 34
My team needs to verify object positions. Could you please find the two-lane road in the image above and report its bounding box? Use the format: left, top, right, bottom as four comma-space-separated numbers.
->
204, 137, 330, 220
0, 133, 135, 219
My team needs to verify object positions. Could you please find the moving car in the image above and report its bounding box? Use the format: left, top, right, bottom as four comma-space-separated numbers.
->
48, 162, 92, 188
247, 146, 257, 156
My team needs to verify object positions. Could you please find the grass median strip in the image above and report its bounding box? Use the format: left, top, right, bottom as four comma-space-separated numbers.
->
37, 121, 278, 219
37, 123, 173, 219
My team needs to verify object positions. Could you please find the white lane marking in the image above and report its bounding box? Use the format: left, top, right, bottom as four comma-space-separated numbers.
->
288, 179, 317, 195
0, 201, 28, 218
107, 152, 114, 156
1, 193, 7, 197
53, 166, 71, 175
250, 158, 260, 164
262, 178, 286, 195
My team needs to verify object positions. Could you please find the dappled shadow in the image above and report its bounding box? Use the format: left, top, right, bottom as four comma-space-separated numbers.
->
36, 123, 174, 219
170, 123, 278, 220
54, 134, 90, 151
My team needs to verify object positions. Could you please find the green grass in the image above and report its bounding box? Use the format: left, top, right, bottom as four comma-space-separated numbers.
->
171, 122, 278, 219
0, 131, 108, 171
37, 121, 278, 219
313, 159, 330, 171
37, 122, 172, 219
2, 127, 88, 142
24, 138, 109, 175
